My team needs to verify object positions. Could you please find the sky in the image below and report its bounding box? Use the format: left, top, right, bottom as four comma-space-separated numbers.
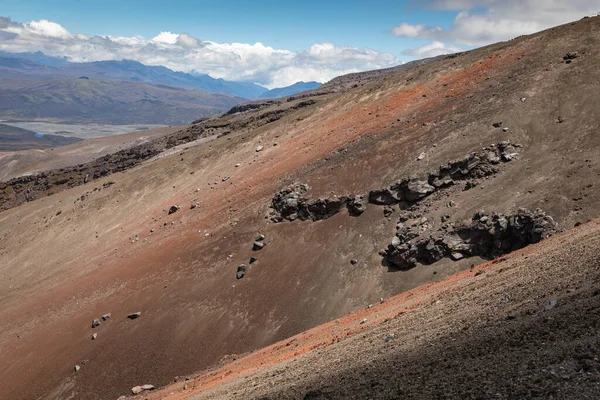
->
1, 0, 599, 88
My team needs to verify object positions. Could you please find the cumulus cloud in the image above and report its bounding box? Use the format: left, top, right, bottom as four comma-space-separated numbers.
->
396, 0, 600, 46
403, 41, 463, 58
0, 17, 399, 88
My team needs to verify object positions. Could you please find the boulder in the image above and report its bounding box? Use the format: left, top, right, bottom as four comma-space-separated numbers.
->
236, 265, 247, 279
347, 195, 367, 216
168, 205, 179, 215
253, 241, 265, 251
127, 312, 141, 320
92, 319, 101, 328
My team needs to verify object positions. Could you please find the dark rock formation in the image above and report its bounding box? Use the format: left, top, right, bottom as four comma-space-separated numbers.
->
383, 209, 559, 270
271, 142, 520, 222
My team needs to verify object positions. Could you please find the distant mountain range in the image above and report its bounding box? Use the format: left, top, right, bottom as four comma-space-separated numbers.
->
0, 52, 323, 126
0, 51, 321, 100
259, 81, 321, 98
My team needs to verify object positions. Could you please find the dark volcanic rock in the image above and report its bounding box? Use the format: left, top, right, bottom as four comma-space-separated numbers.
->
236, 265, 247, 279
127, 312, 142, 320
270, 142, 520, 223
383, 209, 559, 270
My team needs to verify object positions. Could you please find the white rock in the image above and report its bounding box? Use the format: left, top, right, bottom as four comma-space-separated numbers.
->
417, 152, 426, 161
256, 146, 264, 152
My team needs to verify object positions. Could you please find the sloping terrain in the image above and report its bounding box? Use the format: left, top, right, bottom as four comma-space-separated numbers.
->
0, 124, 185, 182
150, 219, 600, 399
0, 16, 599, 400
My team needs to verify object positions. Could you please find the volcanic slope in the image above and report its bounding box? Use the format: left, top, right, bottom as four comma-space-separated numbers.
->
0, 16, 599, 400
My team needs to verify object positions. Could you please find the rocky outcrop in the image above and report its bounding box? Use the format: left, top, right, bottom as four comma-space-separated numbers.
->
270, 142, 520, 222
383, 209, 559, 270
369, 141, 520, 206
270, 184, 363, 222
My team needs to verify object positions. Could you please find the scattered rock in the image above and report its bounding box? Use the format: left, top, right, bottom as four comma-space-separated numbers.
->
102, 313, 111, 321
451, 252, 464, 261
502, 127, 509, 132
127, 312, 141, 320
506, 313, 518, 321
74, 365, 80, 372
92, 319, 101, 328
557, 116, 565, 123
222, 176, 230, 182
168, 205, 180, 215
385, 334, 395, 343
545, 299, 558, 310
256, 234, 265, 241
563, 52, 579, 63
493, 122, 503, 128
92, 333, 97, 340
417, 152, 426, 161
383, 206, 395, 217
236, 265, 247, 279
256, 146, 264, 152
350, 259, 358, 265
253, 241, 265, 251
249, 257, 257, 264
475, 269, 486, 276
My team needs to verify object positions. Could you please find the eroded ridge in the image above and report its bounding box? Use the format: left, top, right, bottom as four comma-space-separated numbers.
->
270, 141, 521, 222
383, 209, 560, 270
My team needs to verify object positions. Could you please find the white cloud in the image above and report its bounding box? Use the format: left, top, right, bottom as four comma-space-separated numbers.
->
0, 17, 400, 88
395, 0, 600, 46
403, 41, 462, 58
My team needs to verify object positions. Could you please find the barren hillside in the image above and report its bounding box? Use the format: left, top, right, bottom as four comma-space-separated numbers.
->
0, 16, 599, 400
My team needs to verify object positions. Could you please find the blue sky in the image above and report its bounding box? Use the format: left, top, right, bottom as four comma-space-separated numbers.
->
2, 0, 453, 56
1, 1, 598, 87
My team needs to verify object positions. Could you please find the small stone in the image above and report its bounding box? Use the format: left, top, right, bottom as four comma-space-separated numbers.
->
141, 384, 155, 391
359, 318, 367, 325
545, 299, 558, 310
493, 122, 503, 128
249, 257, 257, 264
256, 234, 265, 241
385, 334, 394, 343
74, 365, 80, 372
92, 333, 97, 340
502, 127, 509, 132
102, 313, 111, 321
451, 252, 464, 261
168, 205, 179, 215
92, 319, 101, 328
417, 152, 426, 161
350, 259, 358, 265
127, 312, 141, 320
256, 146, 264, 152
131, 386, 144, 394
506, 313, 518, 321
475, 269, 486, 276
190, 204, 197, 209
222, 176, 230, 182
235, 163, 241, 167
253, 241, 265, 251
520, 97, 526, 102
236, 265, 247, 279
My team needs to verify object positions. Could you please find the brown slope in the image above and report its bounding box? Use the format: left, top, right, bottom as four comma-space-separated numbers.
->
156, 219, 600, 400
0, 16, 599, 400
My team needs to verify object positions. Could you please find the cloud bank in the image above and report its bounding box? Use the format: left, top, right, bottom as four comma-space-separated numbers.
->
0, 17, 399, 88
395, 0, 599, 57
